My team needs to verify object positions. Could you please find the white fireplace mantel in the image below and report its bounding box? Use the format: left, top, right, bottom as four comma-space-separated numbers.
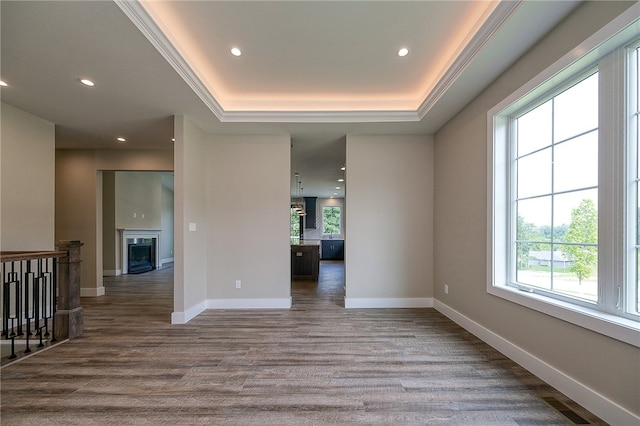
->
119, 229, 161, 274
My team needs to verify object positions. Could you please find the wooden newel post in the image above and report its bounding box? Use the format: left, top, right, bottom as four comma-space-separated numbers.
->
55, 240, 84, 340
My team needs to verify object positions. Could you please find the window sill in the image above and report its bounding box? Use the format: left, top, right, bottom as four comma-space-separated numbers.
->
488, 283, 640, 348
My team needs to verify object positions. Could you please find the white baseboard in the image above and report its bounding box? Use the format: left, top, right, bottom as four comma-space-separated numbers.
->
345, 297, 433, 309
80, 286, 105, 297
171, 300, 206, 324
433, 299, 639, 426
103, 269, 121, 277
206, 298, 292, 309
172, 298, 292, 324
160, 257, 174, 265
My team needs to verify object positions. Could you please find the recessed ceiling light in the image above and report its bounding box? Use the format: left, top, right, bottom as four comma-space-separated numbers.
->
341, 166, 346, 171
0, 80, 8, 87
335, 186, 341, 190
230, 47, 242, 57
338, 178, 344, 182
116, 137, 126, 143
79, 78, 95, 87
171, 138, 175, 142
398, 47, 409, 57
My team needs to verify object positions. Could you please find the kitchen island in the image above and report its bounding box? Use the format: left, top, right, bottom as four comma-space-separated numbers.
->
291, 241, 320, 281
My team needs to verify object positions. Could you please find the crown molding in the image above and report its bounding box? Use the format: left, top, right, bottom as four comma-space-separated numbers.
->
416, 0, 523, 119
220, 109, 420, 123
117, 0, 520, 124
114, 0, 226, 120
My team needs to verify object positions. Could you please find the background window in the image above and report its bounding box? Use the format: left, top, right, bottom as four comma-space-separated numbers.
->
290, 207, 301, 244
322, 206, 341, 235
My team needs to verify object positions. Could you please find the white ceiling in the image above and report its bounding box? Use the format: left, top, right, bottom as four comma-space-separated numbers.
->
0, 1, 581, 198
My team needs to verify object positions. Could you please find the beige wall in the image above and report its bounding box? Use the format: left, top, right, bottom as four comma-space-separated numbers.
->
160, 182, 174, 262
56, 149, 173, 296
173, 115, 207, 321
433, 1, 639, 420
1, 103, 55, 251
345, 134, 434, 306
115, 172, 162, 229
206, 134, 291, 301
56, 150, 101, 294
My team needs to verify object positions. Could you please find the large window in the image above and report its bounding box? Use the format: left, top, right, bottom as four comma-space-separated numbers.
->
489, 18, 640, 346
514, 72, 599, 305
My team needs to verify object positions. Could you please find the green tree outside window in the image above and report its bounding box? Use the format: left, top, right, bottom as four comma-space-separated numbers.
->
560, 199, 598, 284
290, 208, 301, 243
323, 206, 341, 235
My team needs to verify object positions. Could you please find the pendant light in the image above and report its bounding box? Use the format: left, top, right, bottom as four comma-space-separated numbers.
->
291, 173, 306, 216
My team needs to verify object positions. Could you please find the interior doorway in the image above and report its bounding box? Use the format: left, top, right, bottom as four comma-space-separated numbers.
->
290, 136, 346, 306
101, 171, 174, 278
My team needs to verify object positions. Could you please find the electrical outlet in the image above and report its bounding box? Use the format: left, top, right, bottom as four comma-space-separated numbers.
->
235, 280, 241, 289
444, 284, 449, 295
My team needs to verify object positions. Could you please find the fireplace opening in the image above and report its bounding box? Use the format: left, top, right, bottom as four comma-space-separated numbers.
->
127, 238, 155, 274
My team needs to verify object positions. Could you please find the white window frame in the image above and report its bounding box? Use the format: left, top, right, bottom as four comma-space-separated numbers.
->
627, 40, 640, 323
487, 6, 640, 348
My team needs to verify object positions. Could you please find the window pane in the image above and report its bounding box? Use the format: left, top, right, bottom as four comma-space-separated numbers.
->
516, 196, 552, 290
554, 131, 598, 193
516, 242, 551, 290
554, 73, 598, 142
517, 100, 552, 156
553, 189, 597, 240
517, 148, 552, 198
517, 197, 551, 243
553, 245, 598, 302
553, 190, 598, 302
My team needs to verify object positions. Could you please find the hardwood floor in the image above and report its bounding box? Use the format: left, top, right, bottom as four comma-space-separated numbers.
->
1, 262, 606, 425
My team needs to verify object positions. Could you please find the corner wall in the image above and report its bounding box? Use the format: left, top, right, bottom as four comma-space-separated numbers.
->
1, 103, 55, 251
55, 149, 173, 296
433, 1, 639, 422
172, 115, 207, 323
206, 134, 291, 307
345, 134, 434, 308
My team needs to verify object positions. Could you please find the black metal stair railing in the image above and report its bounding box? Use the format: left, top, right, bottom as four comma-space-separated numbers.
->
1, 251, 65, 360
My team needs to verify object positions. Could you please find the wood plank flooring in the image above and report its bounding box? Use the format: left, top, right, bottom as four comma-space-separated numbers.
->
1, 262, 606, 425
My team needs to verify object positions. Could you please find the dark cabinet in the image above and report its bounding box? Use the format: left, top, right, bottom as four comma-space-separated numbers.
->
321, 239, 344, 260
291, 245, 319, 280
304, 197, 317, 229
